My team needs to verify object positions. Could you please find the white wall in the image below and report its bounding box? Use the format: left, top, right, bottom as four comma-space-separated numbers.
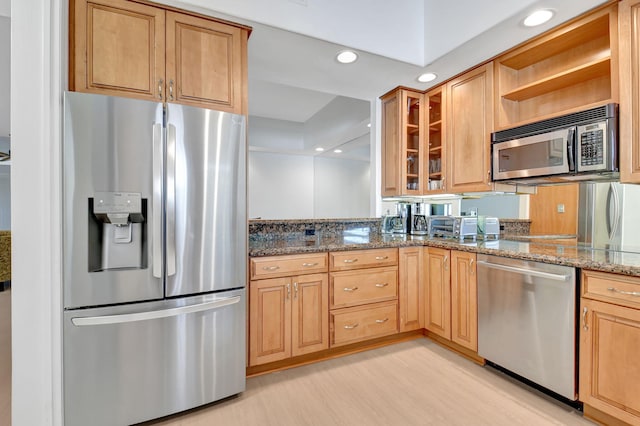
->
248, 151, 314, 219
12, 0, 64, 424
0, 16, 9, 138
314, 157, 369, 218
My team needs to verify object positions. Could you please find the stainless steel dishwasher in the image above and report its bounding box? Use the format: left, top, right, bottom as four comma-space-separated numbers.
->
477, 254, 577, 400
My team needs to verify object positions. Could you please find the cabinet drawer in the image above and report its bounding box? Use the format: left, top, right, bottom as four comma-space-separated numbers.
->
250, 253, 328, 280
330, 248, 398, 271
330, 267, 398, 308
331, 301, 398, 347
582, 270, 640, 309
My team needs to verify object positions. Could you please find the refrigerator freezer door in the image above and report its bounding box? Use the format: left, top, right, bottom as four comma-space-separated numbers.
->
165, 104, 246, 296
63, 289, 246, 426
63, 92, 164, 308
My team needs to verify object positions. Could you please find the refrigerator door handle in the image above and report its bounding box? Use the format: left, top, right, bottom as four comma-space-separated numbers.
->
166, 123, 177, 277
608, 182, 621, 240
152, 123, 164, 278
70, 296, 241, 326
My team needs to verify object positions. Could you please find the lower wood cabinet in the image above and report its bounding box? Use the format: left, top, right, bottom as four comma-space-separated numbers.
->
249, 253, 329, 367
580, 270, 640, 425
399, 247, 424, 332
329, 248, 399, 347
425, 248, 477, 352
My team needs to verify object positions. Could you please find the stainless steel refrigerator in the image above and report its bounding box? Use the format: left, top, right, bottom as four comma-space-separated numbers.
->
62, 91, 246, 426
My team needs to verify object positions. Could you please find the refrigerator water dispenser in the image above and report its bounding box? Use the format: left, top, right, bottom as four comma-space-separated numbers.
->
88, 192, 146, 271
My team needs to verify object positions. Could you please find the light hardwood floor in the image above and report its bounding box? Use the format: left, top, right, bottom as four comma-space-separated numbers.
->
0, 289, 10, 426
147, 339, 593, 426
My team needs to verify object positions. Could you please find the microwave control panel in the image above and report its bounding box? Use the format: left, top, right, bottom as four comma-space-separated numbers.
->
577, 121, 607, 171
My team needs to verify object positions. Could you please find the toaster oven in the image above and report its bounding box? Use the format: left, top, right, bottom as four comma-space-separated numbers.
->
428, 216, 478, 241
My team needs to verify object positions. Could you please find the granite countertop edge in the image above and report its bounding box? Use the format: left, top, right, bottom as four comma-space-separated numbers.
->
249, 235, 640, 277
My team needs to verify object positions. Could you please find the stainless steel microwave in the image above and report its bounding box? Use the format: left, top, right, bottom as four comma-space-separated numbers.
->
491, 104, 618, 184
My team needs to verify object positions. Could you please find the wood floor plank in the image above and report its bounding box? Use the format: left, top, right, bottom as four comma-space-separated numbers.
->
146, 339, 594, 426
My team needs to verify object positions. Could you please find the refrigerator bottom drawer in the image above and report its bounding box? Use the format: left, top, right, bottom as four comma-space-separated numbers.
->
63, 289, 246, 426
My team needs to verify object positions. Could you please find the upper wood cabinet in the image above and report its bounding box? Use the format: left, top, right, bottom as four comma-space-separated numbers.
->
425, 86, 446, 194
380, 88, 425, 196
446, 63, 493, 193
494, 3, 618, 130
70, 0, 250, 114
619, 0, 640, 183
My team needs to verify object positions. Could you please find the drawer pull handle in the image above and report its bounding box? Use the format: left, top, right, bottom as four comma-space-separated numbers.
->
343, 259, 359, 264
302, 262, 318, 267
343, 323, 359, 330
375, 283, 389, 288
375, 318, 389, 324
343, 286, 359, 292
262, 266, 280, 271
607, 287, 640, 297
375, 256, 389, 260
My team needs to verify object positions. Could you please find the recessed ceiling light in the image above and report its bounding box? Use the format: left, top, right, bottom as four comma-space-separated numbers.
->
367, 123, 371, 128
315, 147, 325, 152
333, 149, 343, 153
523, 9, 554, 27
336, 50, 358, 64
417, 72, 437, 83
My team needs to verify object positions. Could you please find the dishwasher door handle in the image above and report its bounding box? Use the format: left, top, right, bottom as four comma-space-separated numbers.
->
476, 260, 570, 281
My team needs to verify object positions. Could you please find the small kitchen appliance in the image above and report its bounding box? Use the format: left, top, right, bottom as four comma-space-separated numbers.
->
428, 216, 477, 240
491, 103, 618, 184
411, 202, 429, 235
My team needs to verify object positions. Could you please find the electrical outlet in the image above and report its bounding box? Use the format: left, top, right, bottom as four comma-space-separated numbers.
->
557, 203, 565, 213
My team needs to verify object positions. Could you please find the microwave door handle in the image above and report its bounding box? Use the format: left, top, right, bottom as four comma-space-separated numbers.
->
567, 127, 576, 172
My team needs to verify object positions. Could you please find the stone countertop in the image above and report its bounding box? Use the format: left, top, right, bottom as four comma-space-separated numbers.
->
249, 233, 640, 277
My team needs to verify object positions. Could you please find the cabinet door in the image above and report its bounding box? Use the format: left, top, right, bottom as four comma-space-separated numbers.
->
71, 0, 165, 100
381, 92, 401, 196
446, 63, 493, 193
425, 248, 451, 339
620, 0, 640, 183
580, 298, 640, 425
166, 11, 247, 114
399, 247, 424, 332
450, 251, 477, 351
291, 274, 329, 357
249, 278, 291, 366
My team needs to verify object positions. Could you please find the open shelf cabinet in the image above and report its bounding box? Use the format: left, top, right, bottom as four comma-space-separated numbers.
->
495, 3, 618, 130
